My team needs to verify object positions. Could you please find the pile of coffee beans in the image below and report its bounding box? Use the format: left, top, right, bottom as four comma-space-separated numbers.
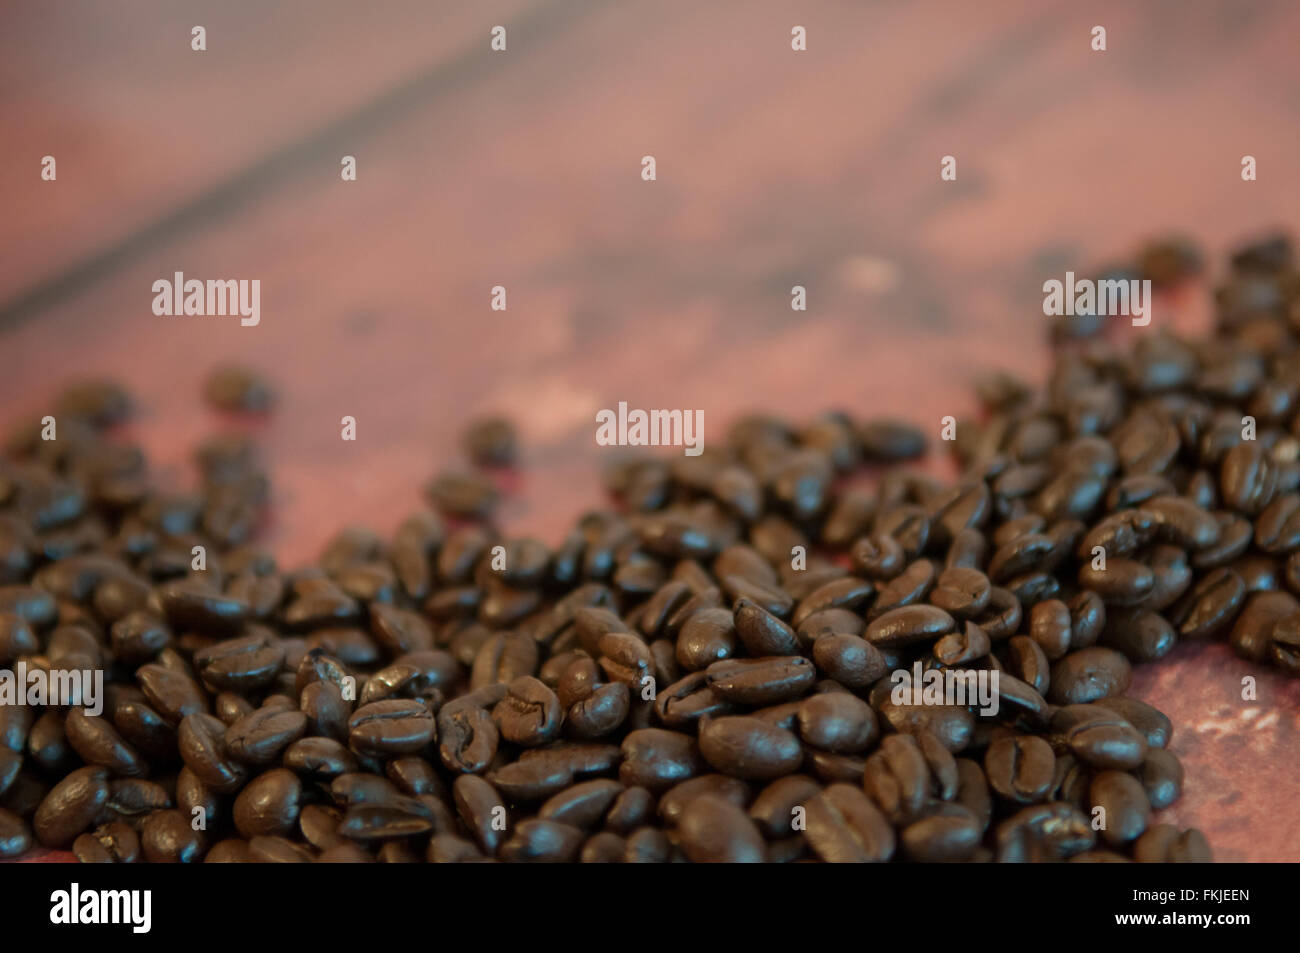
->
1, 233, 1296, 863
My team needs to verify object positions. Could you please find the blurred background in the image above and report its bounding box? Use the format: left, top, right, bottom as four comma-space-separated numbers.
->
2, 0, 1299, 859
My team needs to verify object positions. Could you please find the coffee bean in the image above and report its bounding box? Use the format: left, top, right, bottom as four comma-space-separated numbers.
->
932, 621, 991, 666
1053, 704, 1148, 770
705, 656, 815, 705
348, 699, 436, 756
699, 716, 802, 780
463, 416, 517, 468
453, 774, 507, 854
1090, 770, 1150, 847
675, 794, 765, 862
179, 713, 248, 792
1093, 696, 1172, 749
676, 607, 738, 670
851, 533, 906, 580
619, 729, 705, 792
140, 809, 206, 862
203, 366, 275, 413
984, 734, 1055, 804
996, 802, 1095, 862
797, 692, 877, 753
233, 768, 302, 838
0, 806, 33, 859
1048, 647, 1131, 704
72, 820, 139, 863
493, 676, 562, 746
900, 804, 982, 862
1137, 747, 1183, 809
1230, 590, 1299, 662
33, 766, 109, 848
803, 783, 895, 863
137, 664, 208, 724
226, 706, 308, 764
1132, 824, 1213, 862
1176, 568, 1246, 639
930, 567, 992, 618
812, 634, 887, 688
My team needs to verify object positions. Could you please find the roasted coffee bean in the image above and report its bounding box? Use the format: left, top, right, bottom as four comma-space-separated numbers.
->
64, 707, 145, 777
537, 779, 623, 830
698, 716, 802, 780
705, 656, 815, 705
203, 365, 275, 413
996, 802, 1095, 862
137, 664, 207, 724
657, 774, 750, 827
33, 766, 109, 848
851, 533, 906, 580
929, 567, 991, 618
747, 774, 820, 837
1102, 607, 1177, 662
619, 729, 705, 792
1004, 636, 1050, 695
1067, 590, 1106, 649
1230, 590, 1298, 662
1093, 697, 1171, 749
493, 676, 562, 746
0, 806, 33, 859
106, 779, 172, 817
803, 783, 895, 863
868, 558, 934, 617
1027, 599, 1071, 660
675, 794, 764, 863
865, 604, 956, 648
796, 608, 865, 645
1089, 770, 1150, 847
426, 470, 498, 519
676, 607, 738, 670
1176, 567, 1246, 639
179, 713, 248, 792
932, 621, 992, 666
463, 416, 517, 467
732, 597, 800, 655
654, 671, 734, 729
1048, 647, 1131, 704
1053, 705, 1148, 770
900, 804, 982, 862
812, 633, 887, 688
1136, 747, 1183, 810
157, 579, 249, 635
140, 809, 206, 863
453, 774, 507, 854
797, 692, 877, 753
1132, 824, 1213, 862
498, 819, 584, 862
72, 820, 140, 863
233, 768, 302, 838
225, 706, 308, 764
348, 699, 436, 756
984, 734, 1055, 804
875, 698, 975, 754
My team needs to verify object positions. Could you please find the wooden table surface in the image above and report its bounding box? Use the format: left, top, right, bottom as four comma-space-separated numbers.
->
2, 0, 1299, 861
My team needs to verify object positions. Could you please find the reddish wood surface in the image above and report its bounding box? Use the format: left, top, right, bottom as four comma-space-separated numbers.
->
2, 0, 1299, 861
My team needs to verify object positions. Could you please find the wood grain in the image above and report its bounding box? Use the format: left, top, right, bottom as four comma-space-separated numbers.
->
2, 0, 1299, 861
